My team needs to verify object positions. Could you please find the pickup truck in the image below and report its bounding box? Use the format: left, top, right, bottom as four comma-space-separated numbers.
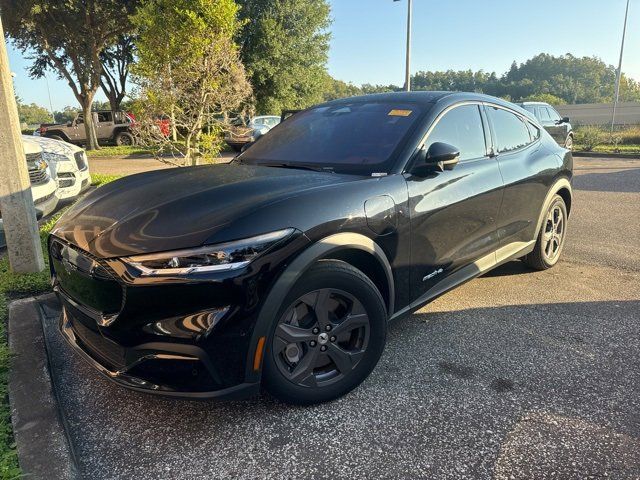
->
35, 110, 136, 147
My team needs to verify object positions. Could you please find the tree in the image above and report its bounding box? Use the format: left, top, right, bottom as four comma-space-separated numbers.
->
0, 0, 139, 149
16, 99, 52, 125
101, 35, 135, 114
53, 106, 80, 124
237, 0, 331, 114
321, 75, 361, 102
132, 0, 252, 165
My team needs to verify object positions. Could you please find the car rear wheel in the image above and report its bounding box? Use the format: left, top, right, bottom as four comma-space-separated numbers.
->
115, 131, 134, 146
263, 260, 387, 405
523, 194, 568, 270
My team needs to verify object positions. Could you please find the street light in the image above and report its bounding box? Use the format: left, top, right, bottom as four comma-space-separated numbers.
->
611, 0, 631, 133
394, 0, 412, 91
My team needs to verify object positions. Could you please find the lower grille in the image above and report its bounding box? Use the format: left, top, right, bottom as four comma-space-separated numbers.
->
57, 172, 76, 188
34, 191, 55, 205
69, 313, 126, 369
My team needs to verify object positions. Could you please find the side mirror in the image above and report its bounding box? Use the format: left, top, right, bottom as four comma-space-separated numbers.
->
67, 121, 72, 127
412, 142, 460, 175
561, 116, 570, 123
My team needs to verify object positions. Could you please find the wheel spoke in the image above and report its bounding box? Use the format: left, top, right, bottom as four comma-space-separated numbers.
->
275, 323, 315, 344
332, 313, 368, 336
312, 289, 332, 328
288, 347, 320, 386
327, 343, 363, 374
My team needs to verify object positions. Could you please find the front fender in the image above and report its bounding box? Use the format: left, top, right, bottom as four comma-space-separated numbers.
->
243, 232, 394, 384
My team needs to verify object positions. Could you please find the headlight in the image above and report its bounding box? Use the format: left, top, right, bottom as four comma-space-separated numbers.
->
122, 228, 294, 276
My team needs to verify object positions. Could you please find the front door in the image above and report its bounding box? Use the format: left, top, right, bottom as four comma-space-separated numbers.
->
405, 103, 504, 301
95, 111, 114, 141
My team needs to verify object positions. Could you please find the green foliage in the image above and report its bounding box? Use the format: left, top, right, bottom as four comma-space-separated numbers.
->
409, 53, 640, 104
519, 93, 567, 105
361, 84, 402, 95
85, 145, 152, 158
237, 0, 331, 114
16, 100, 52, 125
574, 126, 606, 151
53, 106, 79, 124
91, 173, 123, 186
321, 76, 361, 102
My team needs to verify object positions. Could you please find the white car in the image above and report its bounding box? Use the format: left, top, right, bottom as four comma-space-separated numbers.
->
0, 140, 58, 245
23, 135, 91, 201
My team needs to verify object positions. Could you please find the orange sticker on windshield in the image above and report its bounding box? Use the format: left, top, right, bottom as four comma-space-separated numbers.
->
388, 109, 412, 117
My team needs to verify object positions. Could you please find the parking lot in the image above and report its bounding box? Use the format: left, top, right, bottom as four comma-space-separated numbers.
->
38, 156, 640, 479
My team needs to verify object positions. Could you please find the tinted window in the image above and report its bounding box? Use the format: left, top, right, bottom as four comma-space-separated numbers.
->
240, 102, 423, 174
263, 117, 280, 128
252, 117, 265, 126
527, 121, 541, 141
488, 107, 531, 153
537, 106, 551, 122
425, 105, 486, 161
547, 107, 562, 122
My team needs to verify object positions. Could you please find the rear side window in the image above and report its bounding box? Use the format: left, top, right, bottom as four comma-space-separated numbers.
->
488, 107, 531, 153
527, 122, 541, 141
425, 105, 486, 161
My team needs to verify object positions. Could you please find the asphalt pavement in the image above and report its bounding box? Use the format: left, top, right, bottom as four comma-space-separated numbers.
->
29, 157, 640, 479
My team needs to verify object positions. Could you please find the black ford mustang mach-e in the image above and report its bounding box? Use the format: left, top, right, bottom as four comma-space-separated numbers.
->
50, 92, 572, 405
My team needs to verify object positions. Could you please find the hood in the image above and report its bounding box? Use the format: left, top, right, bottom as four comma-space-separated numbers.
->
23, 135, 82, 156
21, 137, 43, 155
52, 163, 360, 257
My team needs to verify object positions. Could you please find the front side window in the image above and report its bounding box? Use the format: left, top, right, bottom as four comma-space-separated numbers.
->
240, 102, 423, 175
537, 106, 551, 122
488, 107, 531, 153
424, 105, 487, 161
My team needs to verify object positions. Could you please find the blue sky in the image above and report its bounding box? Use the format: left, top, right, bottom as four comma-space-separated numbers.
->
8, 0, 639, 111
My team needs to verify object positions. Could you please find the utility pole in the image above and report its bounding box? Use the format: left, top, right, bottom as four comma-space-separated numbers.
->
611, 0, 630, 134
0, 18, 45, 273
45, 75, 56, 122
394, 0, 413, 91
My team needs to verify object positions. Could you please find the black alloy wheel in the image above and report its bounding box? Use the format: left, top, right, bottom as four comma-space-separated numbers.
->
263, 260, 387, 405
523, 194, 568, 270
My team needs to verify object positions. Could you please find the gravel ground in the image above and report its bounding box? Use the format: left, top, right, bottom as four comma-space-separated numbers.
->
40, 157, 640, 479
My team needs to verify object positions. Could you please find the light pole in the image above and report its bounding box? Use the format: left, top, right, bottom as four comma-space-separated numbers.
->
611, 0, 631, 133
394, 0, 413, 91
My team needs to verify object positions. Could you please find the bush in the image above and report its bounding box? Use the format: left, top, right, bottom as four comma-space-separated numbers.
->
617, 126, 640, 145
574, 126, 605, 151
20, 129, 35, 135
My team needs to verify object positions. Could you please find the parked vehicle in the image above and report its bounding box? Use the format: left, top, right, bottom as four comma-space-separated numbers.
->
35, 110, 135, 147
517, 102, 573, 149
23, 135, 91, 201
1, 140, 58, 229
49, 92, 572, 405
224, 115, 281, 152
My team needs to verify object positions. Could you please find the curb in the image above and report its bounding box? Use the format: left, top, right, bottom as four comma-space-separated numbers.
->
8, 295, 77, 480
572, 151, 640, 159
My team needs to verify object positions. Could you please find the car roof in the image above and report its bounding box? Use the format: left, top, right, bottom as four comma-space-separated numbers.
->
517, 101, 550, 106
323, 91, 527, 112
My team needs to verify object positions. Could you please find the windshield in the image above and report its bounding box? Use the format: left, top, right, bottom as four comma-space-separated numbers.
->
239, 102, 423, 174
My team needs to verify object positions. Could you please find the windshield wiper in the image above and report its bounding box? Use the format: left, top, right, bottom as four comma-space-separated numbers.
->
262, 163, 333, 173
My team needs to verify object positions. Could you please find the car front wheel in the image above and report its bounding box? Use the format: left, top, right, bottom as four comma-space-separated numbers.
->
263, 260, 387, 405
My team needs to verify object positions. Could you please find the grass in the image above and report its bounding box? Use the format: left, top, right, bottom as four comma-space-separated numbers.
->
85, 145, 153, 158
0, 176, 118, 479
91, 173, 122, 186
575, 144, 640, 154
0, 215, 60, 479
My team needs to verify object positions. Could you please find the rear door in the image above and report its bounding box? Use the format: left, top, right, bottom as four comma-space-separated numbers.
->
405, 103, 504, 300
95, 111, 114, 141
486, 105, 557, 247
538, 106, 564, 145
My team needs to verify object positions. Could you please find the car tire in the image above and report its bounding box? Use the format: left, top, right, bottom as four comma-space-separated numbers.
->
564, 134, 573, 150
523, 194, 568, 270
115, 131, 135, 146
231, 144, 242, 153
263, 259, 387, 405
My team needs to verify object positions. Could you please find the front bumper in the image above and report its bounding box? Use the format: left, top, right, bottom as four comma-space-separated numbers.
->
57, 287, 260, 399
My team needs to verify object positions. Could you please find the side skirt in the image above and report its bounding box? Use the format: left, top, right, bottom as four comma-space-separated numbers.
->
389, 240, 535, 322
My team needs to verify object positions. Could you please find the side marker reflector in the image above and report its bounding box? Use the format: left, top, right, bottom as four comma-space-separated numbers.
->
253, 336, 266, 371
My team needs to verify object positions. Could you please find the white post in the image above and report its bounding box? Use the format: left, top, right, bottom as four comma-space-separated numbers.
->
0, 18, 45, 273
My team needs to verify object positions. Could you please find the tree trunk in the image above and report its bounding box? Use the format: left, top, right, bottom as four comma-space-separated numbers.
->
170, 104, 177, 142
81, 99, 100, 150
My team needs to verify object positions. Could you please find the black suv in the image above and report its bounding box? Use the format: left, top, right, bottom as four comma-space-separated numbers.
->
50, 92, 573, 405
517, 102, 573, 149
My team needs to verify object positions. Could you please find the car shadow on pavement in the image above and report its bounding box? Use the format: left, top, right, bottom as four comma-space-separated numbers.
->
37, 295, 640, 479
574, 168, 640, 193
